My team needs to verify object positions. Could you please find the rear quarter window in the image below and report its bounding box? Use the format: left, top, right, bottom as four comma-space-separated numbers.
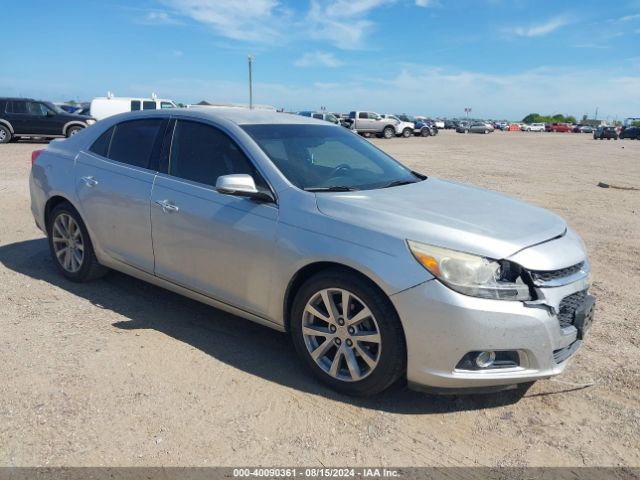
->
89, 127, 114, 157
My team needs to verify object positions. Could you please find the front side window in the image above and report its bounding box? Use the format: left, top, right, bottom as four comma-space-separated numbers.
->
169, 120, 263, 188
160, 102, 175, 109
242, 124, 421, 191
108, 119, 163, 169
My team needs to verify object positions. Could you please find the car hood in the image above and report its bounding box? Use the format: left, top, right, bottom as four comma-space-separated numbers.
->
314, 178, 567, 260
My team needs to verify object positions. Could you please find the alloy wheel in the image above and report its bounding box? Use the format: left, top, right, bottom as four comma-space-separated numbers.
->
302, 288, 381, 382
52, 213, 85, 273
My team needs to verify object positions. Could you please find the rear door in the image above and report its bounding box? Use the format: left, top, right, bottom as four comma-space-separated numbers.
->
75, 118, 166, 273
7, 100, 52, 134
150, 119, 278, 316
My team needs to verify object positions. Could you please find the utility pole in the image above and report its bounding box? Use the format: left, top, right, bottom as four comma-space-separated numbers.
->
594, 107, 598, 120
464, 107, 471, 119
248, 55, 253, 109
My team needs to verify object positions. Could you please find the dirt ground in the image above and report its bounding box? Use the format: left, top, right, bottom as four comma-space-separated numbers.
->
0, 130, 638, 467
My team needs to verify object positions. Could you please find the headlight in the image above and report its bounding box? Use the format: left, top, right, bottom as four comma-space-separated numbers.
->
407, 240, 532, 301
85, 119, 96, 125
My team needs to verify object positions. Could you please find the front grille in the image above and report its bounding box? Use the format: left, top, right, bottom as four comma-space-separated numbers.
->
557, 290, 587, 328
530, 262, 584, 284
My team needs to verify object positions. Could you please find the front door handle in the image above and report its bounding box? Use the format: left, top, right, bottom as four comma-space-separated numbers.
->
80, 176, 98, 187
155, 199, 179, 213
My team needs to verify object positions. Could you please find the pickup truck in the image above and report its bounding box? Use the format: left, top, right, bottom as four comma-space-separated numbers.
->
347, 111, 398, 139
546, 123, 572, 133
380, 114, 414, 138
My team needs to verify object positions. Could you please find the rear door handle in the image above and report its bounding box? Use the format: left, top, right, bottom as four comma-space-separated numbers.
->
155, 199, 179, 213
80, 176, 98, 187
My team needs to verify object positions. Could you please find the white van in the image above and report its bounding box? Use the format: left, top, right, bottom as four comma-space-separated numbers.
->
90, 94, 177, 120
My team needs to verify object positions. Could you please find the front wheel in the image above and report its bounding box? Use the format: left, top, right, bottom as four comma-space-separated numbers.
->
290, 271, 406, 396
47, 203, 109, 282
420, 128, 430, 137
382, 126, 395, 139
402, 128, 412, 138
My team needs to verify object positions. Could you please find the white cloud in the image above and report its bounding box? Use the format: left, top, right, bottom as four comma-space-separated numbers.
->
619, 13, 640, 21
139, 10, 182, 25
306, 0, 395, 49
507, 16, 568, 37
160, 0, 285, 42
294, 52, 343, 68
415, 0, 433, 6
170, 49, 184, 57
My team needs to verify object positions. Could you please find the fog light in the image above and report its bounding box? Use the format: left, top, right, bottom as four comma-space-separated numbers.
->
475, 351, 496, 368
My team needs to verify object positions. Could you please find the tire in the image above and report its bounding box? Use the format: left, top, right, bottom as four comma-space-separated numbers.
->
402, 128, 412, 138
484, 129, 489, 134
420, 128, 430, 137
65, 125, 84, 138
47, 203, 109, 282
382, 126, 395, 139
290, 270, 406, 396
0, 125, 12, 144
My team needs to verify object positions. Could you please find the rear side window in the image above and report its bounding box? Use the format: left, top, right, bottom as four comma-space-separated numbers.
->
131, 100, 141, 111
143, 101, 156, 110
108, 119, 164, 169
10, 101, 28, 114
89, 127, 114, 157
358, 112, 368, 119
168, 120, 262, 188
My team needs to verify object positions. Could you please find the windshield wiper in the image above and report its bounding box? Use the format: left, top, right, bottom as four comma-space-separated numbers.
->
304, 186, 359, 192
381, 179, 418, 189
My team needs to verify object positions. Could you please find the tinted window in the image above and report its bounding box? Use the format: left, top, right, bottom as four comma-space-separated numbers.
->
109, 119, 163, 169
312, 114, 323, 119
131, 100, 141, 111
89, 127, 114, 157
10, 101, 28, 114
169, 120, 261, 187
143, 101, 156, 110
358, 112, 368, 119
160, 102, 174, 109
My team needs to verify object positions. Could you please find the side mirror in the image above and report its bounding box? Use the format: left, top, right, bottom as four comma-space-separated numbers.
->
46, 111, 55, 117
215, 174, 274, 202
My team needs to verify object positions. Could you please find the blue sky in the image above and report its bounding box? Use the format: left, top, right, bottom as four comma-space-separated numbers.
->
3, 0, 640, 120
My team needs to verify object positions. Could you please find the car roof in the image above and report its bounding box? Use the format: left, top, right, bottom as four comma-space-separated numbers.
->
118, 107, 332, 126
0, 97, 35, 101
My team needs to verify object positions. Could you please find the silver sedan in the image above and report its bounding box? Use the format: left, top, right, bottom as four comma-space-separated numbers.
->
29, 108, 594, 396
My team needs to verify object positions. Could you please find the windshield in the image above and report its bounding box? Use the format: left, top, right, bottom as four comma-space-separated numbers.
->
44, 102, 66, 114
242, 124, 422, 191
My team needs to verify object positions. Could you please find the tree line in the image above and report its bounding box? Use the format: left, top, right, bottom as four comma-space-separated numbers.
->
521, 113, 577, 124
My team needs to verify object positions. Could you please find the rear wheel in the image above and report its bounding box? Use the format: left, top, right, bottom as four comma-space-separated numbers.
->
47, 203, 109, 282
290, 270, 406, 396
0, 125, 11, 144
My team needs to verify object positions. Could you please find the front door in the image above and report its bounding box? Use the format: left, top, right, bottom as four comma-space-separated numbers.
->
150, 119, 278, 317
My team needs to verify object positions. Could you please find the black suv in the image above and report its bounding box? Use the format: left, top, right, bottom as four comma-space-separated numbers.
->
0, 97, 95, 143
620, 126, 640, 140
593, 126, 618, 140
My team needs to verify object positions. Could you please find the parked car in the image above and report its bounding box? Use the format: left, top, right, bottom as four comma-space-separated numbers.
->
29, 108, 594, 396
619, 126, 640, 139
0, 97, 96, 143
546, 123, 572, 133
593, 126, 618, 140
458, 122, 494, 134
444, 120, 458, 129
297, 111, 340, 124
90, 95, 177, 120
380, 114, 414, 138
348, 111, 398, 139
521, 123, 545, 132
572, 124, 594, 134
397, 115, 435, 137
456, 121, 470, 133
